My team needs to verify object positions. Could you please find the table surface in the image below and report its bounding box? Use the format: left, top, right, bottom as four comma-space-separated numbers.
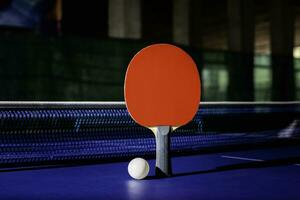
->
0, 146, 299, 200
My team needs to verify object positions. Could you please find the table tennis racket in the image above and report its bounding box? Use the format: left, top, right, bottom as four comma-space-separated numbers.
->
124, 44, 201, 177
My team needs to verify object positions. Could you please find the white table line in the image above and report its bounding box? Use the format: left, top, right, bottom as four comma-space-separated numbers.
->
221, 155, 264, 162
222, 155, 300, 168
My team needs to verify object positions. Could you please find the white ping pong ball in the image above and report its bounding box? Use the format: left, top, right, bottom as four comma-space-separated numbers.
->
128, 158, 149, 180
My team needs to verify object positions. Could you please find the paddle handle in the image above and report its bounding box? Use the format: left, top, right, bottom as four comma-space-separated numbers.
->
155, 126, 172, 177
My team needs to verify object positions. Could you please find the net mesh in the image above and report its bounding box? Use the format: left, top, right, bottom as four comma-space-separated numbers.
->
0, 102, 299, 167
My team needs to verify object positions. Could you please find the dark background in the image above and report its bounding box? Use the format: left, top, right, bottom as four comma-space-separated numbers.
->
0, 0, 299, 101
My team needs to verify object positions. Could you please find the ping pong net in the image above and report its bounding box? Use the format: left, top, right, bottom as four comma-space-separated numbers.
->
0, 102, 299, 168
